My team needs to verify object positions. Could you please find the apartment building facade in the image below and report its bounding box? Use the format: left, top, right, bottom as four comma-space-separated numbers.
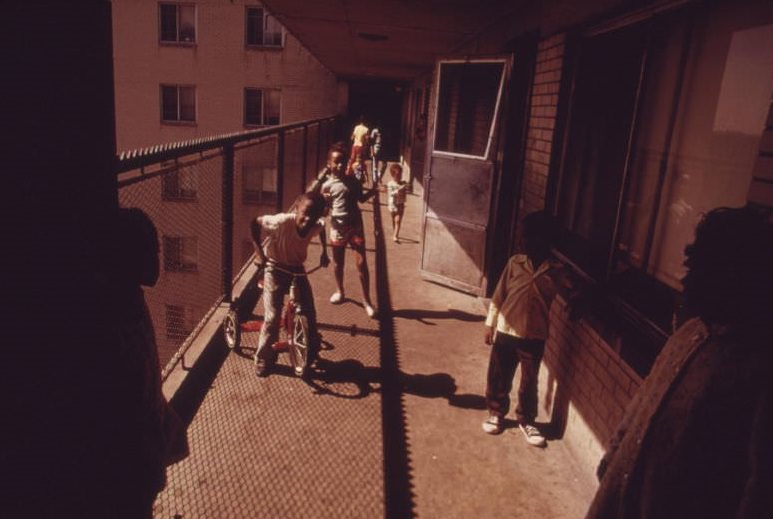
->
112, 0, 342, 364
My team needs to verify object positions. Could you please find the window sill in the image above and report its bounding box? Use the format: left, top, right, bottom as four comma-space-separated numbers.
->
162, 195, 198, 203
553, 249, 672, 377
159, 41, 197, 47
243, 123, 279, 129
161, 120, 197, 127
245, 44, 284, 51
164, 267, 199, 274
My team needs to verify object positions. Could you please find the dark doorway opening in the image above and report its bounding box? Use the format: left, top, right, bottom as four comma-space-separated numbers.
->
346, 79, 405, 162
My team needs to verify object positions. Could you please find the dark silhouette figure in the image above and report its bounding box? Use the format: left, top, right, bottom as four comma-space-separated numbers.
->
111, 207, 189, 518
587, 206, 773, 519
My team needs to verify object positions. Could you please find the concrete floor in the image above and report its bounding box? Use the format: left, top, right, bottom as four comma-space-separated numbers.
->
154, 178, 596, 519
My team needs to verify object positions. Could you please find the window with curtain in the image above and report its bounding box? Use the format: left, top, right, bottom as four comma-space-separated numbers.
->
159, 3, 196, 44
242, 162, 277, 205
245, 88, 280, 126
161, 85, 196, 123
246, 6, 284, 47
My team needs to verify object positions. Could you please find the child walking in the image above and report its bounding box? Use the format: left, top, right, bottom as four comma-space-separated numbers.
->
482, 211, 568, 446
386, 164, 407, 243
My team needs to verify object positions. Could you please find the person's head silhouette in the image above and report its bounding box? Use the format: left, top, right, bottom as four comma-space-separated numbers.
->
682, 206, 773, 335
116, 207, 160, 289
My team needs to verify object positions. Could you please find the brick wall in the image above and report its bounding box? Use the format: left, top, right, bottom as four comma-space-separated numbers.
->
519, 33, 648, 477
537, 296, 643, 474
520, 34, 565, 218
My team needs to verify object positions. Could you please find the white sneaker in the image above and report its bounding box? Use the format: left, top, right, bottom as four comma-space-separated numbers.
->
330, 291, 344, 304
481, 415, 503, 435
519, 423, 546, 447
364, 303, 376, 318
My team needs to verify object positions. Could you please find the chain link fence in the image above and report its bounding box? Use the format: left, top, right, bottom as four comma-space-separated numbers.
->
116, 118, 337, 375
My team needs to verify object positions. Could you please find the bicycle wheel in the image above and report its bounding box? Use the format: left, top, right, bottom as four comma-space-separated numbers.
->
223, 310, 240, 351
287, 313, 310, 377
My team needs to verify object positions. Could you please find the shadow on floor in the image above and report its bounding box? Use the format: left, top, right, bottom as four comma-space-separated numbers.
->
393, 308, 485, 325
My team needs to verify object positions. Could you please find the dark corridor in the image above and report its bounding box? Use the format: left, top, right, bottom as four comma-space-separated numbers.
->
346, 79, 406, 162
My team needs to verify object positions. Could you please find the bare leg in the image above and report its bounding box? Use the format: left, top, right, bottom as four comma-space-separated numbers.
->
394, 206, 404, 240
352, 242, 372, 307
332, 245, 346, 298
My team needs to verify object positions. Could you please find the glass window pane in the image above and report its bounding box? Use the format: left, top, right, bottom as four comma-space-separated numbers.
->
264, 14, 283, 46
246, 8, 264, 45
244, 167, 260, 191
642, 18, 773, 287
179, 86, 195, 121
618, 14, 690, 275
163, 236, 178, 270
161, 85, 179, 121
435, 62, 503, 157
181, 237, 197, 267
160, 4, 178, 41
179, 168, 197, 197
555, 24, 647, 276
265, 90, 280, 125
245, 89, 263, 125
179, 5, 196, 42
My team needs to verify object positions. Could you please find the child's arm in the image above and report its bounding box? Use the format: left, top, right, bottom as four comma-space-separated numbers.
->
250, 217, 268, 265
484, 260, 511, 344
359, 184, 377, 202
306, 167, 330, 194
318, 225, 330, 268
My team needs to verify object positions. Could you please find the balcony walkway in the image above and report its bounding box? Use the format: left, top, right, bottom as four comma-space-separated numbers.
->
154, 180, 596, 519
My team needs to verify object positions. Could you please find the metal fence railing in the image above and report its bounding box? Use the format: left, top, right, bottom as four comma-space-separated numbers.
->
116, 116, 338, 378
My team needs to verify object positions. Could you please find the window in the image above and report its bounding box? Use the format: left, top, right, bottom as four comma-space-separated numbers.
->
159, 3, 196, 44
163, 236, 198, 271
246, 7, 284, 47
242, 162, 277, 205
552, 7, 773, 333
165, 304, 194, 340
161, 85, 196, 123
434, 61, 505, 158
244, 88, 280, 126
162, 167, 197, 200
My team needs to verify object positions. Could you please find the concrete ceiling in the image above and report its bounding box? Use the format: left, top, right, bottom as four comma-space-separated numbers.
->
261, 0, 524, 82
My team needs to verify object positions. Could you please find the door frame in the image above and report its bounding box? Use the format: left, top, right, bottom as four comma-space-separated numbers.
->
419, 55, 513, 295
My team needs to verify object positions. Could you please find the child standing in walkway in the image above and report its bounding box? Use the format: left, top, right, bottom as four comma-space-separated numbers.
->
482, 211, 568, 447
348, 115, 370, 171
313, 145, 377, 319
350, 157, 367, 185
386, 164, 407, 243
